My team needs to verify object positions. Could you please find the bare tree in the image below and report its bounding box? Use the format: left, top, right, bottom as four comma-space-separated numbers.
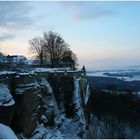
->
62, 49, 78, 65
29, 31, 77, 68
43, 31, 69, 67
29, 37, 44, 66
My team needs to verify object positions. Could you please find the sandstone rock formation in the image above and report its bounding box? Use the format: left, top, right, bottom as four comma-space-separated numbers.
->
0, 68, 90, 138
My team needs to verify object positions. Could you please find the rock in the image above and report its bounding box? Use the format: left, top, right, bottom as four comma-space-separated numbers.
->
0, 69, 90, 138
13, 74, 40, 138
0, 84, 15, 107
0, 84, 15, 126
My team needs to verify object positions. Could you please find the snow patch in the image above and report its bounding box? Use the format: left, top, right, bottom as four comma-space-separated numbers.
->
31, 123, 64, 139
0, 123, 17, 139
87, 69, 140, 81
41, 115, 48, 123
16, 82, 40, 94
73, 78, 82, 117
0, 71, 16, 75
31, 118, 80, 139
85, 84, 90, 104
40, 78, 52, 94
0, 84, 15, 106
72, 77, 86, 132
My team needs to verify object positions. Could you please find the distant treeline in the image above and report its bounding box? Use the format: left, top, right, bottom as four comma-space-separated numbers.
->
87, 76, 140, 92
86, 76, 140, 123
86, 87, 140, 123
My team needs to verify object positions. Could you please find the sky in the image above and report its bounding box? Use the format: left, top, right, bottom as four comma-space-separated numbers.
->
0, 1, 140, 70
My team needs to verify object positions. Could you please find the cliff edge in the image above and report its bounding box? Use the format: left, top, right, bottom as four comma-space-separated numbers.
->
0, 68, 90, 139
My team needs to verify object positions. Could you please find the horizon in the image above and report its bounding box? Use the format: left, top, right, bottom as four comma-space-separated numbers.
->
0, 1, 140, 70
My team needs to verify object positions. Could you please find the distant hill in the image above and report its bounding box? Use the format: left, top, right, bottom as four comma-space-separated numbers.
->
87, 76, 140, 92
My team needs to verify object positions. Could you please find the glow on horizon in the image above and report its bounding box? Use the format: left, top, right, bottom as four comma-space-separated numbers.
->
0, 1, 140, 70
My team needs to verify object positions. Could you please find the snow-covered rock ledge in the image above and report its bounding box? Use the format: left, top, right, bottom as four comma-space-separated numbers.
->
0, 84, 15, 107
0, 68, 90, 139
0, 84, 15, 126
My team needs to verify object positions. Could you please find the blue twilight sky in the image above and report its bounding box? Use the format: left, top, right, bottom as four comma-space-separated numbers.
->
0, 1, 140, 70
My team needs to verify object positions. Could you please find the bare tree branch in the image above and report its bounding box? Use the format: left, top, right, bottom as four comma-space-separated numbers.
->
29, 37, 44, 66
29, 31, 78, 68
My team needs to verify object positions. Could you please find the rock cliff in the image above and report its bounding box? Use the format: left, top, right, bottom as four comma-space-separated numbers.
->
0, 68, 90, 138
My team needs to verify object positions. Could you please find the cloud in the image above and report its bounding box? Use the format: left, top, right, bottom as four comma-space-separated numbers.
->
70, 4, 116, 21
71, 8, 115, 21
0, 34, 15, 41
0, 1, 34, 29
55, 1, 116, 21
0, 1, 34, 42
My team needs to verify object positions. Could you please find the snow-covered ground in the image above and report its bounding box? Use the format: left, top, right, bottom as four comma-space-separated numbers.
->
30, 119, 80, 139
87, 68, 140, 81
0, 123, 17, 139
31, 68, 71, 73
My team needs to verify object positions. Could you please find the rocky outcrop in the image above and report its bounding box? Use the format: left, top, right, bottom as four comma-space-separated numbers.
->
0, 84, 15, 126
0, 68, 90, 138
13, 73, 40, 137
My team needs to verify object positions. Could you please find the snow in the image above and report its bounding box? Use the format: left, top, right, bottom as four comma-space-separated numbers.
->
133, 91, 140, 98
41, 115, 48, 123
3, 99, 15, 107
48, 100, 54, 107
15, 88, 26, 94
0, 68, 87, 138
73, 78, 87, 122
0, 123, 17, 139
31, 123, 64, 139
72, 77, 86, 129
85, 84, 90, 104
16, 82, 40, 94
40, 78, 52, 94
58, 118, 81, 138
0, 71, 16, 75
30, 68, 84, 76
18, 72, 30, 76
31, 119, 80, 139
17, 82, 39, 88
87, 69, 140, 81
0, 84, 15, 106
87, 71, 108, 77
32, 68, 71, 73
30, 76, 87, 139
73, 78, 81, 117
